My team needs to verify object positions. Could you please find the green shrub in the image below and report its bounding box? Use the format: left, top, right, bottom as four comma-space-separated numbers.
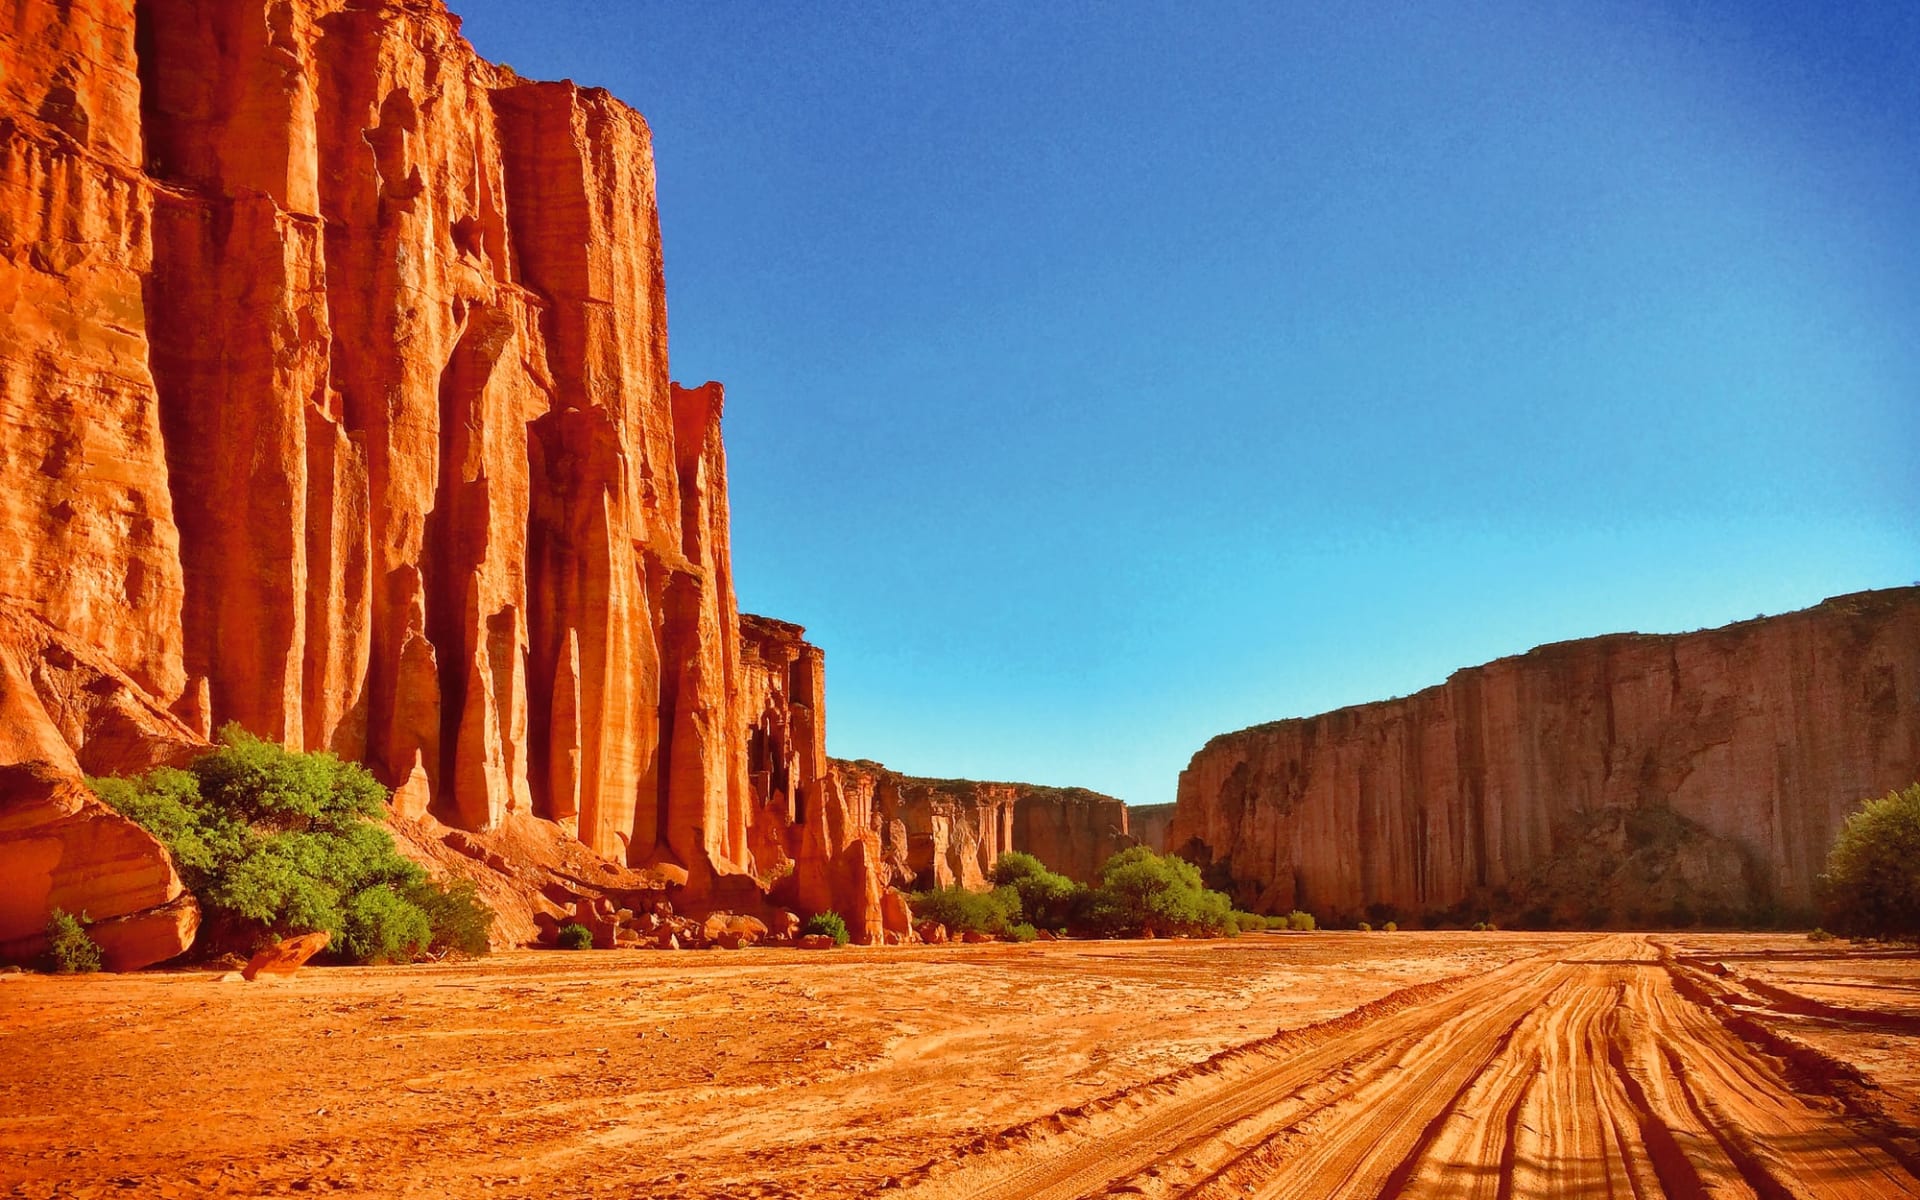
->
1383, 921, 1398, 933
1007, 923, 1038, 943
340, 884, 432, 963
990, 852, 1085, 929
804, 911, 851, 946
1471, 921, 1488, 932
406, 877, 495, 956
1820, 783, 1920, 940
1807, 927, 1835, 943
990, 852, 1047, 886
1357, 921, 1372, 932
556, 923, 594, 950
1084, 847, 1234, 937
1287, 910, 1316, 932
45, 908, 102, 974
90, 724, 495, 964
909, 885, 1019, 935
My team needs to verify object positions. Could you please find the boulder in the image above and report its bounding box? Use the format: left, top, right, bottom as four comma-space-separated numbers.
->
242, 932, 330, 980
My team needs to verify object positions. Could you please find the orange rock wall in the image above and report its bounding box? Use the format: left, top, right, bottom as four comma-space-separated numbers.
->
0, 0, 879, 950
832, 759, 1134, 888
1124, 803, 1175, 854
1171, 589, 1920, 923
739, 616, 881, 942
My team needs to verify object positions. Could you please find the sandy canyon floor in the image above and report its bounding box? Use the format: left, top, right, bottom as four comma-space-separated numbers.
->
2, 932, 1917, 1199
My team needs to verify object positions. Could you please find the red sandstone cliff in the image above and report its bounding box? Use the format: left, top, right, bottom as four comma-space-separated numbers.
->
832, 759, 1134, 888
1171, 589, 1920, 927
0, 0, 880, 962
1125, 803, 1175, 854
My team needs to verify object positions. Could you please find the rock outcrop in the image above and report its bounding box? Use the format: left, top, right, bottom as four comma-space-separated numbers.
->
0, 0, 881, 957
740, 617, 883, 943
1126, 803, 1175, 854
1171, 588, 1920, 927
832, 759, 1133, 887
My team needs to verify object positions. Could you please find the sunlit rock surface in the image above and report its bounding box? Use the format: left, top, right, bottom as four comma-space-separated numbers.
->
1171, 589, 1920, 925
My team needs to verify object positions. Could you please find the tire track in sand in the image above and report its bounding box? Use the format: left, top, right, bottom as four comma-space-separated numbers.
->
904, 935, 1920, 1200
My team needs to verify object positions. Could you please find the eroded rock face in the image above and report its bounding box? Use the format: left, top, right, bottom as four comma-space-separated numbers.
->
1126, 803, 1175, 854
0, 606, 200, 969
0, 0, 881, 952
739, 616, 883, 943
832, 759, 1134, 887
1171, 589, 1920, 926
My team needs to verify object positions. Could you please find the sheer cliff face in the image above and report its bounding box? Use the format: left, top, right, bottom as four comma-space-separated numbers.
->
740, 616, 882, 943
1126, 804, 1175, 854
0, 0, 873, 961
832, 760, 1134, 888
1172, 590, 1920, 925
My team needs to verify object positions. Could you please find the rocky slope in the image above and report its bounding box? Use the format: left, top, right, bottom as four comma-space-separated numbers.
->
0, 0, 883, 962
833, 760, 1134, 887
1170, 589, 1920, 926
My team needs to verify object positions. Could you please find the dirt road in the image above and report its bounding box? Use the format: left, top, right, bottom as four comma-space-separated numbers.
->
2, 932, 1914, 1198
908, 934, 1920, 1200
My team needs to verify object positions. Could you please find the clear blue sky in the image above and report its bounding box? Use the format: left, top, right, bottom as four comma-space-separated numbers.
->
454, 2, 1919, 805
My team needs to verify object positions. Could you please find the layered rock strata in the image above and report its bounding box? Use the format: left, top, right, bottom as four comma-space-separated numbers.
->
0, 0, 881, 958
832, 759, 1134, 888
1171, 589, 1920, 926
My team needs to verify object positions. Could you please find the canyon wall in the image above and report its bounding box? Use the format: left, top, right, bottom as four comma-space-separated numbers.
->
832, 759, 1133, 888
1171, 589, 1920, 926
1126, 803, 1175, 854
0, 0, 879, 961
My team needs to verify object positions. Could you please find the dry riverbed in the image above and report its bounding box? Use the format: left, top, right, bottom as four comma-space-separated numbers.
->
1, 932, 1914, 1198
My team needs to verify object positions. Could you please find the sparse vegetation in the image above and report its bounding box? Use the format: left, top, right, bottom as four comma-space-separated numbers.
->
1007, 923, 1039, 943
1383, 921, 1398, 933
1820, 783, 1920, 940
1287, 910, 1316, 932
1357, 921, 1373, 932
45, 908, 102, 974
1807, 927, 1835, 943
90, 724, 495, 963
556, 923, 594, 950
909, 884, 1021, 936
804, 911, 851, 946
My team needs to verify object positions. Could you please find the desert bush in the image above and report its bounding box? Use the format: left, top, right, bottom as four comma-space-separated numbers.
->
1287, 910, 1316, 932
1083, 847, 1234, 937
992, 852, 1084, 929
1383, 921, 1398, 933
1472, 922, 1489, 932
804, 911, 851, 946
91, 724, 495, 963
1807, 927, 1835, 943
1357, 921, 1372, 932
403, 877, 495, 956
1007, 923, 1039, 943
909, 885, 1020, 935
556, 923, 594, 950
1820, 783, 1920, 940
45, 908, 102, 974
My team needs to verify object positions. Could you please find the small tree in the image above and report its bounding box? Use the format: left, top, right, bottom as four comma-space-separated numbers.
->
45, 909, 102, 974
1821, 783, 1920, 939
990, 851, 1084, 929
91, 724, 494, 963
1086, 847, 1233, 937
